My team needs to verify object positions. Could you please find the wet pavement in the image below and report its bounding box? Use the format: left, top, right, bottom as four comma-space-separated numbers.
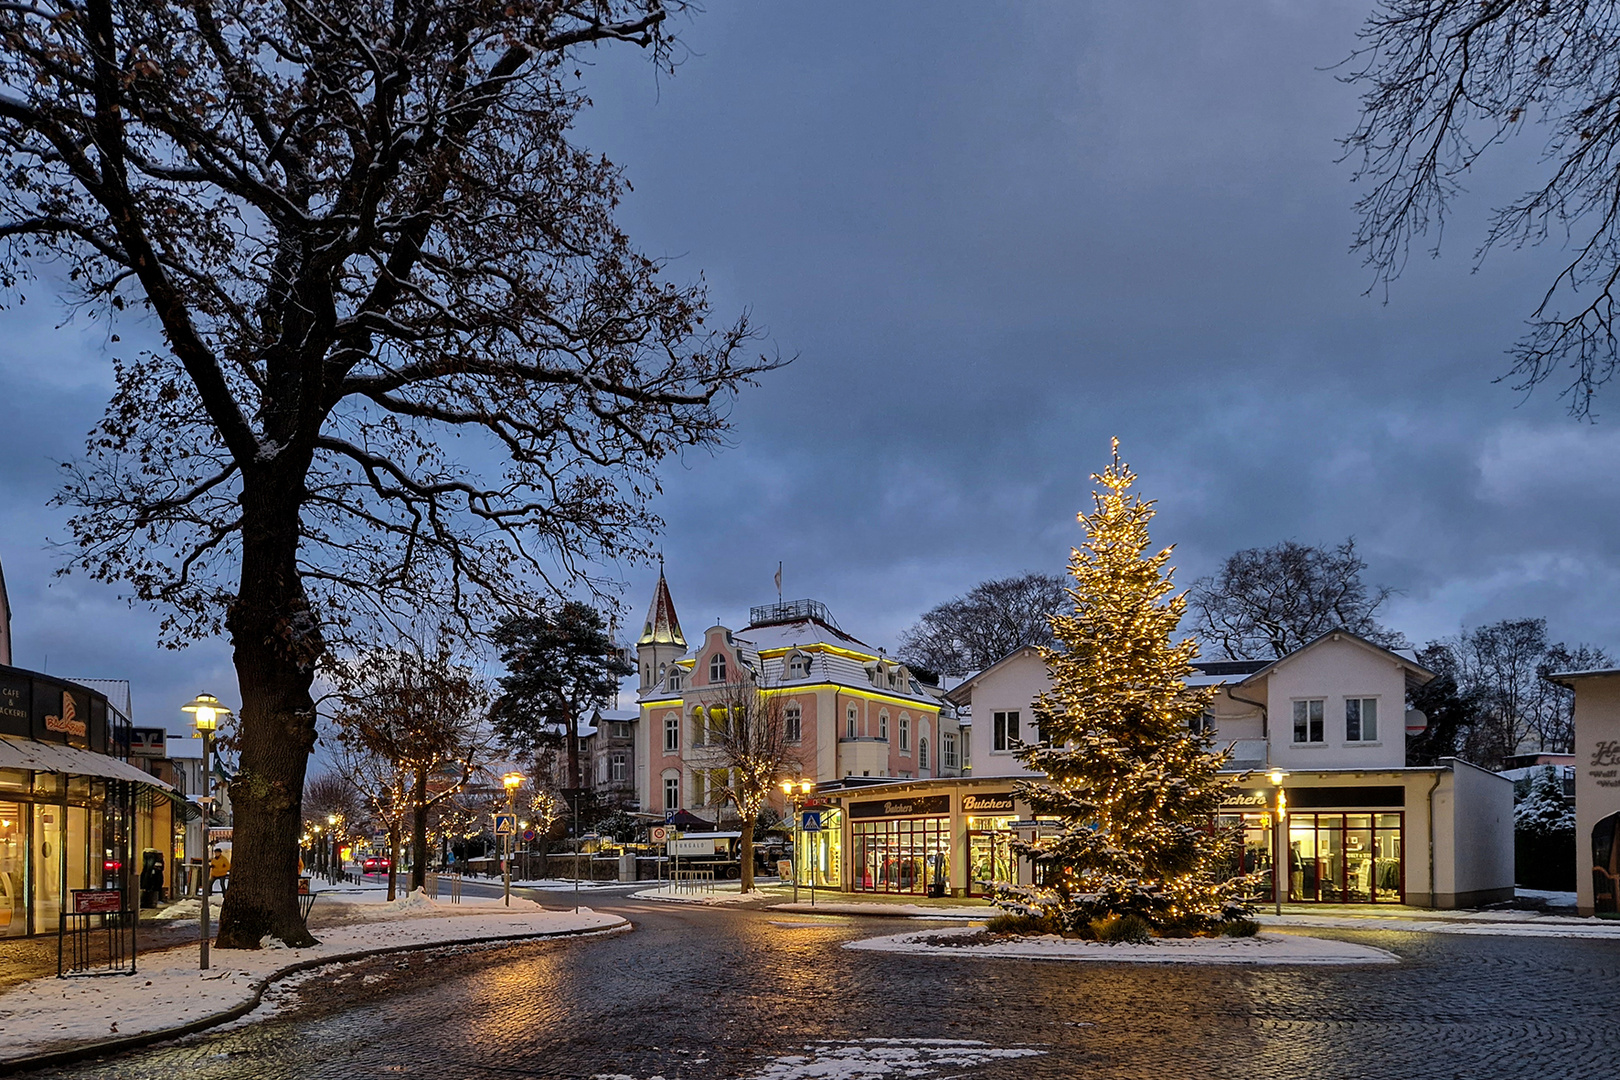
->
14, 889, 1620, 1080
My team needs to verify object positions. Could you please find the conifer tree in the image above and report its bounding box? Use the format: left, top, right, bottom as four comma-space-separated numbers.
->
999, 442, 1247, 935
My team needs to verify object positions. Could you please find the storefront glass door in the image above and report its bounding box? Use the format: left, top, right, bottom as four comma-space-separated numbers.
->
0, 802, 24, 937
1288, 812, 1404, 903
32, 802, 62, 931
967, 831, 1013, 897
853, 817, 950, 895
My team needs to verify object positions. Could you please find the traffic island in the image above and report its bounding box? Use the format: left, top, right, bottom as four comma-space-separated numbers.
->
845, 925, 1399, 965
0, 893, 626, 1074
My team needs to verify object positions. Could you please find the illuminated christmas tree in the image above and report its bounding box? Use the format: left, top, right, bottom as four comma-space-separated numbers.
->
999, 441, 1247, 935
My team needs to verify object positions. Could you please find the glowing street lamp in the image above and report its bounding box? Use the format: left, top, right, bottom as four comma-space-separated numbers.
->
780, 778, 817, 905
1267, 769, 1288, 916
181, 693, 232, 971
501, 772, 524, 907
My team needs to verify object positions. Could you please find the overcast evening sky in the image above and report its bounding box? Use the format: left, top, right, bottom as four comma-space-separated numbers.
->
3, 2, 1617, 736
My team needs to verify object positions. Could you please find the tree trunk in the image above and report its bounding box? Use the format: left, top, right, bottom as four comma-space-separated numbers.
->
740, 815, 755, 894
388, 824, 401, 901
411, 764, 429, 892
215, 473, 321, 949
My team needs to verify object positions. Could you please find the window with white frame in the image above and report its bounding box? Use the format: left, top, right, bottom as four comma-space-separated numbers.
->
1345, 698, 1378, 742
785, 701, 802, 742
709, 653, 727, 684
993, 710, 1020, 751
663, 776, 679, 811
789, 653, 808, 679
918, 737, 929, 770
610, 753, 627, 782
847, 704, 858, 739
598, 757, 608, 784
899, 715, 911, 752
1191, 710, 1215, 735
668, 669, 683, 691
878, 710, 889, 740
663, 715, 679, 753
1293, 699, 1325, 743
942, 732, 958, 769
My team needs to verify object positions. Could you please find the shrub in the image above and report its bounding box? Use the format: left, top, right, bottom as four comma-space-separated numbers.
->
1219, 918, 1260, 938
1091, 913, 1154, 944
986, 912, 1064, 937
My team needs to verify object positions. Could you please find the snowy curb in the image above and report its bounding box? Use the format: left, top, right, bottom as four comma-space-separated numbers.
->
844, 925, 1400, 965
1257, 913, 1620, 939
631, 885, 770, 905
768, 901, 992, 920
0, 912, 628, 1075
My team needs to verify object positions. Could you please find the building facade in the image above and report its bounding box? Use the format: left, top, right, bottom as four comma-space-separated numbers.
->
634, 574, 963, 829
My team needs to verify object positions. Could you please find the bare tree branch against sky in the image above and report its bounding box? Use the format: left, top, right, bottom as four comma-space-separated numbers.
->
3, 2, 1618, 778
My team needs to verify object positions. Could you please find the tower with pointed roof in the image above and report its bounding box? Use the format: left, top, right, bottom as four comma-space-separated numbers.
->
636, 562, 686, 693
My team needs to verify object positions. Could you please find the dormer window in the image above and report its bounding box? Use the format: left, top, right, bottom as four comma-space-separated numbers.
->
709, 653, 727, 684
788, 653, 809, 679
668, 668, 683, 691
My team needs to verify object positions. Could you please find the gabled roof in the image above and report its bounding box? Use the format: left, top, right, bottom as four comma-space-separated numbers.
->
637, 567, 685, 648
1546, 667, 1620, 687
1234, 628, 1435, 688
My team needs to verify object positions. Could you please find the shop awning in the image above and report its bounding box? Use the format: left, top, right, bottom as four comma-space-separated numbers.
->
0, 735, 177, 791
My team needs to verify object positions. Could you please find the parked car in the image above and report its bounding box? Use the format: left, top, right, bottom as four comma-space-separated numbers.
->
363, 856, 390, 874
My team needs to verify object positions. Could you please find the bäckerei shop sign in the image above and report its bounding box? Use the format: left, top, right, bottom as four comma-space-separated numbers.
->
0, 665, 107, 752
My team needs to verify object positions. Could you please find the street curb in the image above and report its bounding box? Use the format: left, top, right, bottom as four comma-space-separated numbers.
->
0, 917, 630, 1076
765, 902, 991, 921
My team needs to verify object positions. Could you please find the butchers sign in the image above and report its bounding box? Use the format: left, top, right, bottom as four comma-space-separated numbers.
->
849, 794, 950, 819
961, 793, 1015, 814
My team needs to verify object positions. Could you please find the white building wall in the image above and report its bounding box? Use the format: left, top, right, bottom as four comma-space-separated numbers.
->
1442, 757, 1516, 906
1261, 637, 1408, 771
961, 651, 1049, 779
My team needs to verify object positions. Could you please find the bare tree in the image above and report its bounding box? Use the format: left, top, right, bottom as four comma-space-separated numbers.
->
1344, 1, 1620, 415
704, 681, 802, 893
301, 771, 360, 873
899, 572, 1068, 679
0, 0, 774, 946
1187, 538, 1406, 660
327, 643, 491, 897
1422, 619, 1611, 763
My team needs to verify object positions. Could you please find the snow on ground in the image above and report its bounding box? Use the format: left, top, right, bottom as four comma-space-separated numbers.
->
1256, 912, 1620, 939
846, 926, 1399, 965
1516, 887, 1579, 908
632, 883, 771, 905
769, 900, 991, 920
0, 894, 623, 1064
588, 1038, 1044, 1080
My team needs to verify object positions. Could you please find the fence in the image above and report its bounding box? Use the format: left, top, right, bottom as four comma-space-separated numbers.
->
670, 870, 715, 895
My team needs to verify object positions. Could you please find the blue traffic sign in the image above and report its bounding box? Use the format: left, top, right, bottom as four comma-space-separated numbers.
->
522, 829, 537, 842
494, 813, 517, 836
664, 809, 676, 824
801, 811, 822, 832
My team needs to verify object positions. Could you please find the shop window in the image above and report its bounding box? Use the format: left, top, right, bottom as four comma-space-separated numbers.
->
1345, 698, 1378, 742
1292, 699, 1325, 743
785, 702, 802, 743
993, 710, 1020, 751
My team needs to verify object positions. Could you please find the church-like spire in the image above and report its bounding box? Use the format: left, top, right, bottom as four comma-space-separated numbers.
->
0, 550, 11, 667
637, 563, 685, 648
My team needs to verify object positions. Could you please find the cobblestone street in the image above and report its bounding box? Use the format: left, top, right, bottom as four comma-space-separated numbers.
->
17, 892, 1620, 1080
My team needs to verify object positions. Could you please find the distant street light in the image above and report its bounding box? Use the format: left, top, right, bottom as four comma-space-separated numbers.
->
1268, 769, 1288, 917
182, 693, 232, 971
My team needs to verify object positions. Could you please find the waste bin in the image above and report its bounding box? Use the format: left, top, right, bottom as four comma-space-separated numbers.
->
139, 849, 165, 908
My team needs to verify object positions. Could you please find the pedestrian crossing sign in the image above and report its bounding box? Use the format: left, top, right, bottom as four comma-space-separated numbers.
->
494, 813, 517, 835
801, 811, 822, 832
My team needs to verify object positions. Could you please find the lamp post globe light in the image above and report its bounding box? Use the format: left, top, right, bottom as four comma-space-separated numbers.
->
1267, 769, 1288, 917
780, 778, 816, 906
501, 772, 524, 908
181, 693, 232, 971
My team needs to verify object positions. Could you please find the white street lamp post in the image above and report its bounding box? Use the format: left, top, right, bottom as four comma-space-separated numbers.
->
182, 693, 232, 971
1268, 769, 1288, 917
501, 773, 524, 908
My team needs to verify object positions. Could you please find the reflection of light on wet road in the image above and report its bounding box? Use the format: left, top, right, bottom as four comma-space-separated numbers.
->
591, 1038, 1045, 1080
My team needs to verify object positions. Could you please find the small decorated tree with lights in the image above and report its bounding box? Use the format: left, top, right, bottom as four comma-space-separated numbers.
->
997, 442, 1247, 936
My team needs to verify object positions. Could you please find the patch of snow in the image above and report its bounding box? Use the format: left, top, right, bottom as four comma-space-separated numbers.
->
846, 926, 1399, 965
1257, 912, 1620, 939
632, 884, 770, 906
1516, 887, 1578, 907
0, 906, 624, 1063
769, 901, 990, 920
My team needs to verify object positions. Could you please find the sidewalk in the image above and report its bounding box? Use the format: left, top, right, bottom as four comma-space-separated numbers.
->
0, 891, 626, 1073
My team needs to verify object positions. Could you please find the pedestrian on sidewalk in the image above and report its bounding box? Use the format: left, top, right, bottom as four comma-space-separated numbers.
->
210, 846, 231, 894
